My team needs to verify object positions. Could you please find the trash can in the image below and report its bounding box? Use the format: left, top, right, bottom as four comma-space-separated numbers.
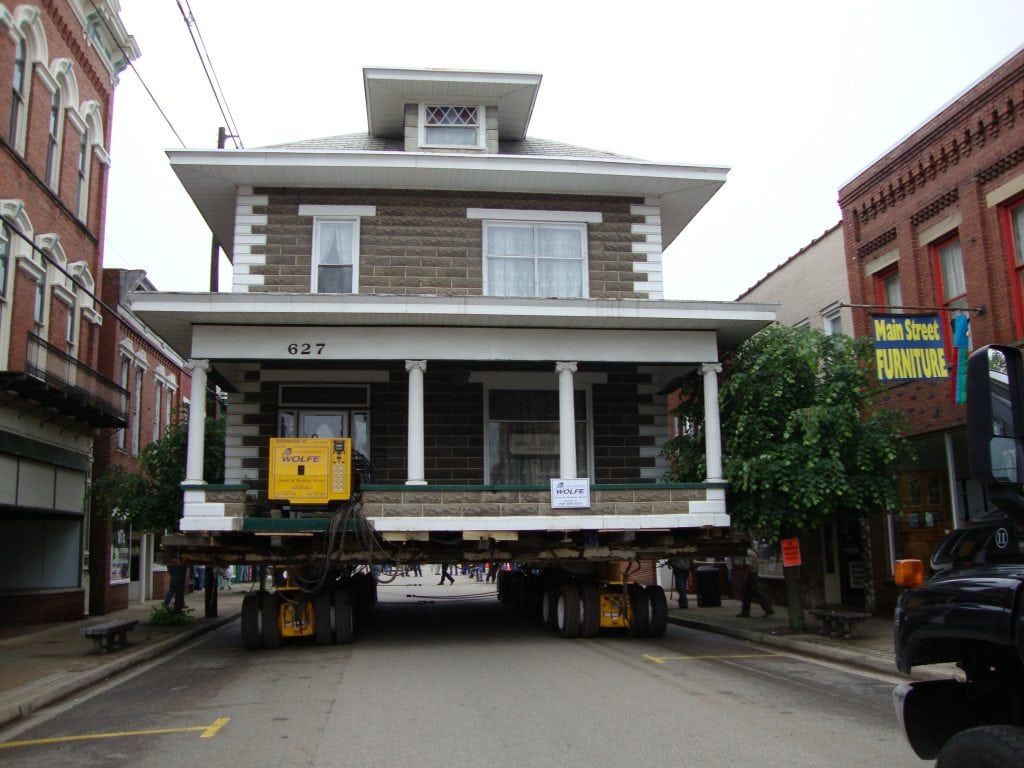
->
696, 565, 721, 607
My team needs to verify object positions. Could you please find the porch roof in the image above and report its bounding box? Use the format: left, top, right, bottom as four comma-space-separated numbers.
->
129, 292, 777, 360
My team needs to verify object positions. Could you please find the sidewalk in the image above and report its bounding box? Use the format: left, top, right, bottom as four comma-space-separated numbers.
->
0, 587, 247, 729
0, 584, 943, 731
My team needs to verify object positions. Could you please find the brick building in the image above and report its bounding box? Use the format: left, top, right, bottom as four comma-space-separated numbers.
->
839, 45, 1024, 612
89, 268, 191, 615
0, 1, 136, 623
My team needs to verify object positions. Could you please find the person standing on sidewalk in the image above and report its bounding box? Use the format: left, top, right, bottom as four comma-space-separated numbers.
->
669, 557, 691, 609
738, 544, 774, 618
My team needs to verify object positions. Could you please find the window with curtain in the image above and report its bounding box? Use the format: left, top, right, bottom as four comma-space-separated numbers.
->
875, 266, 903, 312
934, 235, 967, 312
313, 219, 357, 293
484, 222, 587, 298
486, 388, 588, 484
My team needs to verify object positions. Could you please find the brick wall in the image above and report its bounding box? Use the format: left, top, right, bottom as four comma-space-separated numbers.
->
246, 189, 647, 299
0, 589, 84, 624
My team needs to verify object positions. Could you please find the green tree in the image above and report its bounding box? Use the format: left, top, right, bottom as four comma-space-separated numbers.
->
664, 325, 909, 626
93, 410, 226, 533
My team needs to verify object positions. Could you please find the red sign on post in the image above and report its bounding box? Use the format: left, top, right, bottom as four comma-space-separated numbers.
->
781, 538, 802, 567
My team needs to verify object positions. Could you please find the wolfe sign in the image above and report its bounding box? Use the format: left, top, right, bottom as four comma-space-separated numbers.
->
871, 313, 949, 382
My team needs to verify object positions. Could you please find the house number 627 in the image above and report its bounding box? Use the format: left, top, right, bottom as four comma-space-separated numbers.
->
287, 343, 325, 355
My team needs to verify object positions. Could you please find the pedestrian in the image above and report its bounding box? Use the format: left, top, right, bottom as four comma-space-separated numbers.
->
486, 562, 500, 583
738, 544, 774, 618
437, 563, 455, 585
163, 555, 182, 608
669, 557, 691, 609
412, 562, 423, 577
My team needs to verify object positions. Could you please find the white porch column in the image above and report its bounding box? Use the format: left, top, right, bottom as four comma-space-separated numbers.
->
406, 360, 427, 485
184, 359, 209, 485
701, 363, 724, 484
556, 362, 578, 478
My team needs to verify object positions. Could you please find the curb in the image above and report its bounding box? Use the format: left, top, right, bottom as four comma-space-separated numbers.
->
667, 615, 955, 682
0, 611, 241, 730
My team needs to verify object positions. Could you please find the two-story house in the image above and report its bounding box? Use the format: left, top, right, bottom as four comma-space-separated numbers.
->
0, 1, 136, 623
132, 68, 776, 562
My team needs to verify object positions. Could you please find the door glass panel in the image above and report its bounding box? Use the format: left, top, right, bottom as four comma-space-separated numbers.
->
299, 412, 347, 439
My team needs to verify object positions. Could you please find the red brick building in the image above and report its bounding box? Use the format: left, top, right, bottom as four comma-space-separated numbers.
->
839, 45, 1024, 612
0, 2, 136, 623
89, 268, 191, 615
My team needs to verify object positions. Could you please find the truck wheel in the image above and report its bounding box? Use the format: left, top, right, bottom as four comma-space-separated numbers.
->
496, 570, 507, 602
627, 583, 650, 637
334, 588, 355, 644
261, 592, 283, 649
313, 594, 333, 645
241, 593, 263, 650
646, 585, 668, 638
936, 725, 1024, 768
580, 584, 601, 638
556, 583, 581, 638
542, 582, 560, 630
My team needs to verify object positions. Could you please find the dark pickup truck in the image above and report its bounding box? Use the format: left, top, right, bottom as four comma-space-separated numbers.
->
893, 345, 1024, 767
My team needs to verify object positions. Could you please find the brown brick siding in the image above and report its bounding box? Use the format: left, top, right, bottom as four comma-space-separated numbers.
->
249, 189, 647, 299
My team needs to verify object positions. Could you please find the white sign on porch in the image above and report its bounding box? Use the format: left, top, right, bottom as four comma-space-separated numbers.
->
550, 478, 591, 509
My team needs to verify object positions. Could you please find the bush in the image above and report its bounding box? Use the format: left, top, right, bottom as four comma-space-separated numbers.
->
148, 604, 195, 625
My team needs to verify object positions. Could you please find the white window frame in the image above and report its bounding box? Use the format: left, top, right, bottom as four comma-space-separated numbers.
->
117, 355, 130, 450
299, 205, 375, 295
477, 217, 598, 301
311, 218, 360, 294
419, 103, 484, 150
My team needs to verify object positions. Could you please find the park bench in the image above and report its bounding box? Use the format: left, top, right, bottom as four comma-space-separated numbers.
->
809, 608, 871, 639
80, 619, 139, 654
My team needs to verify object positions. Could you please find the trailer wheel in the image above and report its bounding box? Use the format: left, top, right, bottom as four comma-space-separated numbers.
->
936, 725, 1024, 768
497, 570, 508, 603
241, 593, 263, 650
542, 581, 560, 630
627, 583, 650, 637
313, 593, 334, 645
579, 584, 601, 638
261, 592, 283, 649
334, 588, 355, 644
556, 583, 581, 638
646, 585, 668, 638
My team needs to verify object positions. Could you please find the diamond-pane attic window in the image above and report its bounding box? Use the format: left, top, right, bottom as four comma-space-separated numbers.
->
423, 105, 481, 147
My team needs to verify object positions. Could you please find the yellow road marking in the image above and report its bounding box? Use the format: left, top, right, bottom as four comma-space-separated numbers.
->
0, 717, 230, 750
644, 652, 781, 664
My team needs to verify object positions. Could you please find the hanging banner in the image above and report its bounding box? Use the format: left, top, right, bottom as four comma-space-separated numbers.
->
871, 313, 949, 382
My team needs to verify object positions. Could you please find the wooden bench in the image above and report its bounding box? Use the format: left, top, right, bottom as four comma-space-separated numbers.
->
80, 619, 139, 654
809, 609, 871, 639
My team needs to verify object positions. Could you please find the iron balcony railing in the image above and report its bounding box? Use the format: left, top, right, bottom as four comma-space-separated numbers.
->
18, 332, 128, 428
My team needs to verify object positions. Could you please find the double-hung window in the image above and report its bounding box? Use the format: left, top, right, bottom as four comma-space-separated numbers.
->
421, 105, 482, 148
483, 221, 588, 298
875, 265, 903, 312
9, 38, 27, 148
313, 219, 357, 293
45, 88, 61, 187
931, 233, 968, 359
1003, 195, 1024, 336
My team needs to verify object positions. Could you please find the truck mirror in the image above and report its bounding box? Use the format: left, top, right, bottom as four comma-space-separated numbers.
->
968, 345, 1024, 489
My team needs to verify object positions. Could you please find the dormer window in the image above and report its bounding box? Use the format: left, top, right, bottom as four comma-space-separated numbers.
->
421, 105, 482, 148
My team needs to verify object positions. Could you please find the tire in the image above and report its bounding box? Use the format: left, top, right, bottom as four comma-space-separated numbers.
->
627, 583, 650, 638
313, 593, 333, 645
646, 585, 668, 638
936, 725, 1024, 768
241, 593, 263, 650
497, 570, 508, 603
261, 592, 283, 649
542, 581, 560, 630
376, 565, 398, 584
556, 583, 581, 638
579, 583, 601, 638
334, 587, 355, 644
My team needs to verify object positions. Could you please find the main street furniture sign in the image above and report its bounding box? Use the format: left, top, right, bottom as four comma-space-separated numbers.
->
871, 313, 949, 382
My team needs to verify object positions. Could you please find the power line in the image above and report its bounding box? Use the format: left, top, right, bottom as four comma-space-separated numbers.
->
86, 0, 187, 148
176, 0, 244, 148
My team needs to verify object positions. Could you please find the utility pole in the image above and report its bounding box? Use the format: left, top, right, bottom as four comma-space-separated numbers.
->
209, 126, 227, 292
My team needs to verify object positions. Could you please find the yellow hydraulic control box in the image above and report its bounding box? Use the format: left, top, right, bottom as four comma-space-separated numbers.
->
268, 438, 352, 504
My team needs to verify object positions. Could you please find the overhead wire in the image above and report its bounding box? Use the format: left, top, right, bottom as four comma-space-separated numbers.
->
86, 0, 186, 148
175, 0, 244, 148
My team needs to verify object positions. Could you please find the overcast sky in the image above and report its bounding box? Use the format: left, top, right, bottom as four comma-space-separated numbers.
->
102, 0, 1024, 301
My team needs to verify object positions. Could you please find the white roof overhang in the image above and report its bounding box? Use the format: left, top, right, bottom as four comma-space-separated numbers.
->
363, 67, 542, 140
167, 149, 728, 261
129, 292, 776, 361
